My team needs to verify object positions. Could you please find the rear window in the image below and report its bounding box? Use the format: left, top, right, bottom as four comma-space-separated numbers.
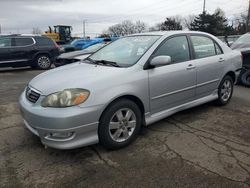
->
35, 37, 55, 46
14, 37, 34, 46
0, 37, 11, 47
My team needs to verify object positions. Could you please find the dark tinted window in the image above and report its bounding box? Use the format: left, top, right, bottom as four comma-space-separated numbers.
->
153, 36, 190, 63
35, 37, 55, 46
0, 37, 11, 47
14, 37, 34, 46
191, 36, 216, 59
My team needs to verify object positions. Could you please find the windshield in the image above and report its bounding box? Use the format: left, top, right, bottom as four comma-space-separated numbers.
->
84, 43, 106, 52
89, 35, 160, 67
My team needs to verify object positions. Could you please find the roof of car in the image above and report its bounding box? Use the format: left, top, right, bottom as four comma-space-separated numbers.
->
0, 34, 48, 38
131, 30, 209, 36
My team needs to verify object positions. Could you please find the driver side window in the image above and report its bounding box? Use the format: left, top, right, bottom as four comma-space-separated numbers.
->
153, 36, 190, 63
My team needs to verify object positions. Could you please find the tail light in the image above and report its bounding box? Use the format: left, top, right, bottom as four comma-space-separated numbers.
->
55, 43, 60, 49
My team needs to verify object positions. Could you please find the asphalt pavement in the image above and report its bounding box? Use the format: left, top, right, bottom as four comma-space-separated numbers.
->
0, 68, 250, 188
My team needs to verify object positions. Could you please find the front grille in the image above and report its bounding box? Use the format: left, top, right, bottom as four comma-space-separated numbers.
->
26, 87, 40, 103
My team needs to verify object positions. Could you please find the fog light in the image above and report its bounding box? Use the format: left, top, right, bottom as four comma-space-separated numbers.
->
50, 132, 74, 138
45, 132, 75, 141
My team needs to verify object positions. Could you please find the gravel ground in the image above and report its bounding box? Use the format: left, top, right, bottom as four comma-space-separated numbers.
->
0, 68, 250, 188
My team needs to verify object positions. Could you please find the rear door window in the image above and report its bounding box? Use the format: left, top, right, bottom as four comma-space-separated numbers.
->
14, 37, 34, 46
0, 37, 12, 47
191, 35, 217, 59
215, 43, 223, 55
35, 37, 55, 46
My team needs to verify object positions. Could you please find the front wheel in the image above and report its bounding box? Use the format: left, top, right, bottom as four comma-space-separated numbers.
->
98, 99, 142, 150
216, 75, 234, 106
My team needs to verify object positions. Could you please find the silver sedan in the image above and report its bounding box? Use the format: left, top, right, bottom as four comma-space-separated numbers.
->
19, 31, 242, 150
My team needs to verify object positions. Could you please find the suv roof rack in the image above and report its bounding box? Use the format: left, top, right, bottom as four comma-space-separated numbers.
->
0, 34, 21, 37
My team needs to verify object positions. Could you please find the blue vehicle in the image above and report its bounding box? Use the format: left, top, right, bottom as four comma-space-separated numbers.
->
61, 37, 119, 52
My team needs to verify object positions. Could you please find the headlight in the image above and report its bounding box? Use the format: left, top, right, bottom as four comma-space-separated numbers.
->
41, 89, 90, 108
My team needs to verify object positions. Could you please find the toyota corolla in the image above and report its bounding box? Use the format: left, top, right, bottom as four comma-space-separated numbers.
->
19, 31, 242, 150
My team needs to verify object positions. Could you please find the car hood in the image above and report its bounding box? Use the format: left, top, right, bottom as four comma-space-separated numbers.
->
58, 50, 91, 59
231, 43, 250, 51
29, 62, 125, 96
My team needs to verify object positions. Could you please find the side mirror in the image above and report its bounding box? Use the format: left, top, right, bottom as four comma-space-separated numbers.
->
150, 56, 172, 67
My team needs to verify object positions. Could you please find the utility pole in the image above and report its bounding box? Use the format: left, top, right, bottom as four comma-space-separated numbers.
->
203, 0, 206, 13
247, 0, 250, 32
83, 20, 86, 38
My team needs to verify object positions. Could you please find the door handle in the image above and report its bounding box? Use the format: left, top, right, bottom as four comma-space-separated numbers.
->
186, 64, 196, 70
218, 58, 225, 62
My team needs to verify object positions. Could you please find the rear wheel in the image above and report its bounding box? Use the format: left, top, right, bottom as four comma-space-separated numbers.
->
241, 69, 250, 87
216, 75, 234, 106
35, 55, 51, 70
98, 99, 142, 150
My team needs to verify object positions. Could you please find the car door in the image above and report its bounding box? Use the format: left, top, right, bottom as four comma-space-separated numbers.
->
148, 35, 197, 114
0, 37, 13, 65
11, 37, 35, 64
189, 35, 225, 99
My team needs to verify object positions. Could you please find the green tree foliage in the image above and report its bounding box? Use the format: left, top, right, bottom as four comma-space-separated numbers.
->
160, 17, 183, 31
190, 9, 229, 35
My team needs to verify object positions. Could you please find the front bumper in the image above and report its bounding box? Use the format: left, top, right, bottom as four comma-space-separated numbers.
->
19, 91, 104, 149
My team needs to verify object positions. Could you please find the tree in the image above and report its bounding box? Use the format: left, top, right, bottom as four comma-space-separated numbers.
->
134, 20, 146, 33
32, 27, 42, 34
160, 17, 183, 30
231, 13, 248, 34
106, 20, 147, 36
149, 23, 161, 32
190, 9, 228, 35
183, 15, 196, 30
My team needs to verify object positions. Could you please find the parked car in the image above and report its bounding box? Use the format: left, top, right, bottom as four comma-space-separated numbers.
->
0, 34, 60, 70
231, 33, 250, 86
61, 37, 118, 52
19, 31, 242, 150
54, 43, 107, 67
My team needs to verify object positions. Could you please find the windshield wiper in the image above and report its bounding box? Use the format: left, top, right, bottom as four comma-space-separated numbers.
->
85, 57, 120, 67
85, 57, 96, 64
94, 60, 120, 67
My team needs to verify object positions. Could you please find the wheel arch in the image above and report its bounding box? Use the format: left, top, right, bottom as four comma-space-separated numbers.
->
32, 52, 52, 62
224, 71, 236, 83
99, 95, 146, 126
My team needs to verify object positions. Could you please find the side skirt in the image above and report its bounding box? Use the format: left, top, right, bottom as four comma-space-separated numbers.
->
145, 91, 218, 126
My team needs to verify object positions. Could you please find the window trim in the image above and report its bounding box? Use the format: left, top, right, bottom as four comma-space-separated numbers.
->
144, 34, 192, 70
188, 34, 224, 60
13, 37, 36, 47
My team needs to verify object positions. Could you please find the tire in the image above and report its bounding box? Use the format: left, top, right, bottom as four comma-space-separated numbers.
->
236, 69, 246, 85
35, 55, 52, 70
98, 99, 142, 150
215, 75, 234, 106
241, 70, 250, 87
54, 61, 64, 67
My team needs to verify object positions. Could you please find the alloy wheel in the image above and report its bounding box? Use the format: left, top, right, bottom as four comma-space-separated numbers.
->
220, 79, 232, 102
37, 56, 51, 69
108, 108, 136, 142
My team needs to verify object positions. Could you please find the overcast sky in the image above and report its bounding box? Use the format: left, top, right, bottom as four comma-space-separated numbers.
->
0, 0, 248, 37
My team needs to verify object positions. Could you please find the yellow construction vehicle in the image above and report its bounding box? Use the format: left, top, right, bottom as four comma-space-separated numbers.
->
44, 25, 72, 44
